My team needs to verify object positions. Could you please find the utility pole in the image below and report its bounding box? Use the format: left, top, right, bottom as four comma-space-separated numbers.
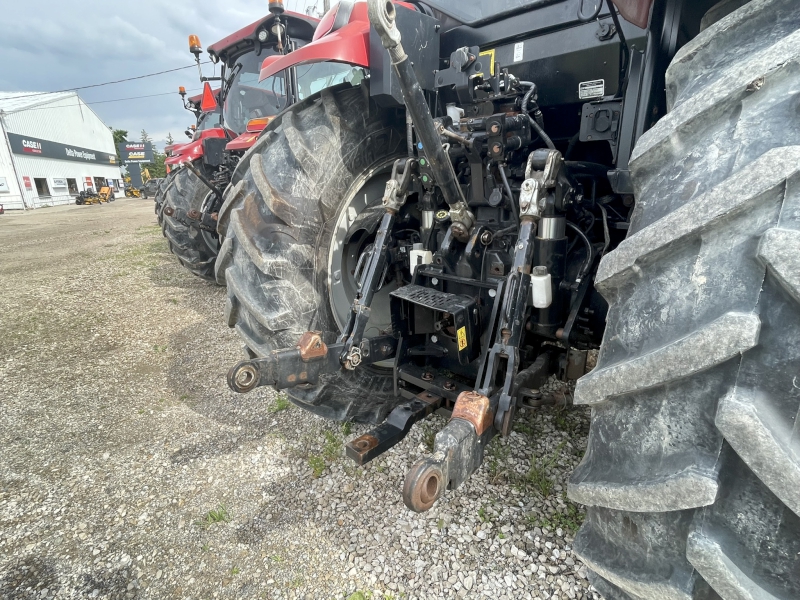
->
323, 0, 330, 14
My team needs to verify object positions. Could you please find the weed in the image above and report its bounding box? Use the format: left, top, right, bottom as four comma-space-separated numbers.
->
514, 421, 535, 437
341, 421, 353, 436
308, 455, 325, 478
524, 441, 566, 498
420, 421, 436, 453
553, 408, 570, 432
288, 576, 304, 588
486, 440, 511, 484
169, 298, 178, 305
231, 566, 241, 575
478, 506, 489, 523
322, 430, 341, 462
179, 394, 190, 401
498, 532, 506, 539
269, 394, 290, 413
437, 518, 445, 531
201, 544, 211, 552
527, 499, 584, 534
347, 593, 368, 600
269, 555, 283, 562
197, 504, 230, 528
152, 344, 167, 353
375, 462, 386, 474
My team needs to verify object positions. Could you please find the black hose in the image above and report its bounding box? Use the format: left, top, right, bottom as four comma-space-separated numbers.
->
567, 221, 594, 281
498, 165, 521, 228
565, 133, 580, 160
605, 0, 630, 99
529, 117, 555, 150
564, 161, 609, 177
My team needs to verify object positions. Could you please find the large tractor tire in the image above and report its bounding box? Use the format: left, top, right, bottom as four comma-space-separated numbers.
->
154, 173, 172, 227
161, 166, 219, 282
568, 0, 800, 598
215, 84, 406, 423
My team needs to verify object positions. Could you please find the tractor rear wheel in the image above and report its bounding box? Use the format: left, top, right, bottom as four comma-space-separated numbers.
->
215, 84, 406, 423
569, 0, 800, 598
161, 166, 219, 282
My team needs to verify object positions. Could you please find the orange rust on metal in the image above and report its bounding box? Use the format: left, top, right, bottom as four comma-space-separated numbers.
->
350, 434, 380, 456
287, 373, 297, 383
452, 391, 493, 435
416, 390, 441, 405
297, 331, 327, 361
188, 209, 200, 220
299, 371, 308, 381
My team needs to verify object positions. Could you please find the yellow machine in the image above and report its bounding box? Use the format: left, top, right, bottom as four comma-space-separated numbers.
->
75, 189, 102, 205
125, 187, 142, 198
98, 187, 115, 202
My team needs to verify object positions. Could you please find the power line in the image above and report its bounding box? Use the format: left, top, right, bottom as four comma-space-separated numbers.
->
0, 64, 211, 101
2, 88, 203, 112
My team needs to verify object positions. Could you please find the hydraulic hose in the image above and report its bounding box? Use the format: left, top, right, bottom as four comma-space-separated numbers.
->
498, 165, 521, 228
566, 221, 594, 281
519, 81, 555, 150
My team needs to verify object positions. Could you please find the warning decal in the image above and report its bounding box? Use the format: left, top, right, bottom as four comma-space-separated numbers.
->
579, 79, 605, 100
457, 326, 468, 351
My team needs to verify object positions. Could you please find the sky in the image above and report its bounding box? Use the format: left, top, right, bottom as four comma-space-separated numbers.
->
0, 0, 321, 150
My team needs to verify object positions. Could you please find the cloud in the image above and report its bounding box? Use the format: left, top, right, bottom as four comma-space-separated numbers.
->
0, 0, 315, 148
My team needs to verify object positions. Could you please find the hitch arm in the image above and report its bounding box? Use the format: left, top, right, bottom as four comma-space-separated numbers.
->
227, 333, 397, 393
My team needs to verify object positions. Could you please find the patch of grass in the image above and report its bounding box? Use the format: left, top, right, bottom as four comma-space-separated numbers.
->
269, 394, 290, 413
486, 440, 511, 484
420, 421, 436, 453
322, 430, 341, 462
527, 497, 584, 534
308, 455, 325, 478
523, 441, 566, 498
498, 532, 506, 539
553, 408, 571, 433
168, 298, 178, 305
152, 344, 167, 353
231, 566, 241, 575
288, 576, 304, 588
437, 518, 445, 531
269, 555, 283, 563
341, 421, 353, 436
201, 544, 211, 552
196, 504, 230, 528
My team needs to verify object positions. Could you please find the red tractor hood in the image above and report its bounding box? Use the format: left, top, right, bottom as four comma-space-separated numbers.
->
164, 128, 227, 166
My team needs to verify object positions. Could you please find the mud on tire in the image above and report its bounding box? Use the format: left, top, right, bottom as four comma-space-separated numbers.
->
568, 0, 800, 598
215, 84, 407, 423
161, 166, 219, 282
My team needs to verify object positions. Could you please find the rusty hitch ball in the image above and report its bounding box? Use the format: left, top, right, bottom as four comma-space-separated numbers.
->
227, 361, 259, 393
403, 457, 445, 512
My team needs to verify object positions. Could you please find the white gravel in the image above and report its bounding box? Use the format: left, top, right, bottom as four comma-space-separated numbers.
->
0, 200, 601, 599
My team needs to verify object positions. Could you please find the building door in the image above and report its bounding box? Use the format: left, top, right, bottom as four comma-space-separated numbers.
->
34, 178, 51, 197
93, 177, 105, 192
67, 178, 79, 195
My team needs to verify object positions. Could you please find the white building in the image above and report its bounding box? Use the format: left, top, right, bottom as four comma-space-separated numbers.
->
0, 91, 123, 210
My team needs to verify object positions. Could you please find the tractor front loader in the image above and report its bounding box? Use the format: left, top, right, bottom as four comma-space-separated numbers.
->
216, 0, 800, 598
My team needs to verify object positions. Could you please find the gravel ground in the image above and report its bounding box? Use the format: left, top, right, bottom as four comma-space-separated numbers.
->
0, 199, 601, 600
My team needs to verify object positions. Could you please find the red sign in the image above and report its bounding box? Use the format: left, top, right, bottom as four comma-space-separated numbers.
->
85, 177, 93, 188
22, 176, 32, 190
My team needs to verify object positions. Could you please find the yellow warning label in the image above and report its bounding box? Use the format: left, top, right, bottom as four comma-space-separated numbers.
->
457, 326, 468, 351
478, 49, 496, 77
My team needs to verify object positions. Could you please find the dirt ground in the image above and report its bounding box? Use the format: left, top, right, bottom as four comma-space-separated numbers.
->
0, 199, 596, 600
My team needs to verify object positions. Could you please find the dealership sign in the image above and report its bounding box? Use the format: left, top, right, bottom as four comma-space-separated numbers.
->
118, 142, 154, 164
7, 133, 117, 165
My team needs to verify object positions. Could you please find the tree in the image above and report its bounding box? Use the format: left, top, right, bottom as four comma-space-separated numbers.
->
140, 129, 152, 144
110, 127, 128, 164
166, 132, 175, 146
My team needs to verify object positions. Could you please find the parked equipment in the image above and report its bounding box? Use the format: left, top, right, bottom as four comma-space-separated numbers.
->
125, 186, 142, 198
158, 9, 320, 282
216, 1, 800, 598
98, 187, 115, 202
75, 188, 103, 205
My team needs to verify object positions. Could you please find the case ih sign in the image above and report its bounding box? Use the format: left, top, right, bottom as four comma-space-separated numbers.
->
118, 142, 154, 164
7, 133, 117, 165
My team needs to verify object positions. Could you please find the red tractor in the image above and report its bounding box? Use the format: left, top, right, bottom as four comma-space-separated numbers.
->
158, 8, 319, 281
216, 0, 800, 598
154, 88, 221, 226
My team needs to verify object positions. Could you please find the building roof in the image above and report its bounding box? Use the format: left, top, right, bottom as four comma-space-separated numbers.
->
0, 91, 77, 114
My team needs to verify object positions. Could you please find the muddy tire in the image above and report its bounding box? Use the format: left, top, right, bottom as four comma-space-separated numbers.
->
161, 166, 219, 282
568, 1, 800, 598
215, 84, 406, 423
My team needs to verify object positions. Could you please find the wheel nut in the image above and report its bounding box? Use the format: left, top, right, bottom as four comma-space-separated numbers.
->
422, 371, 434, 381
443, 381, 456, 391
